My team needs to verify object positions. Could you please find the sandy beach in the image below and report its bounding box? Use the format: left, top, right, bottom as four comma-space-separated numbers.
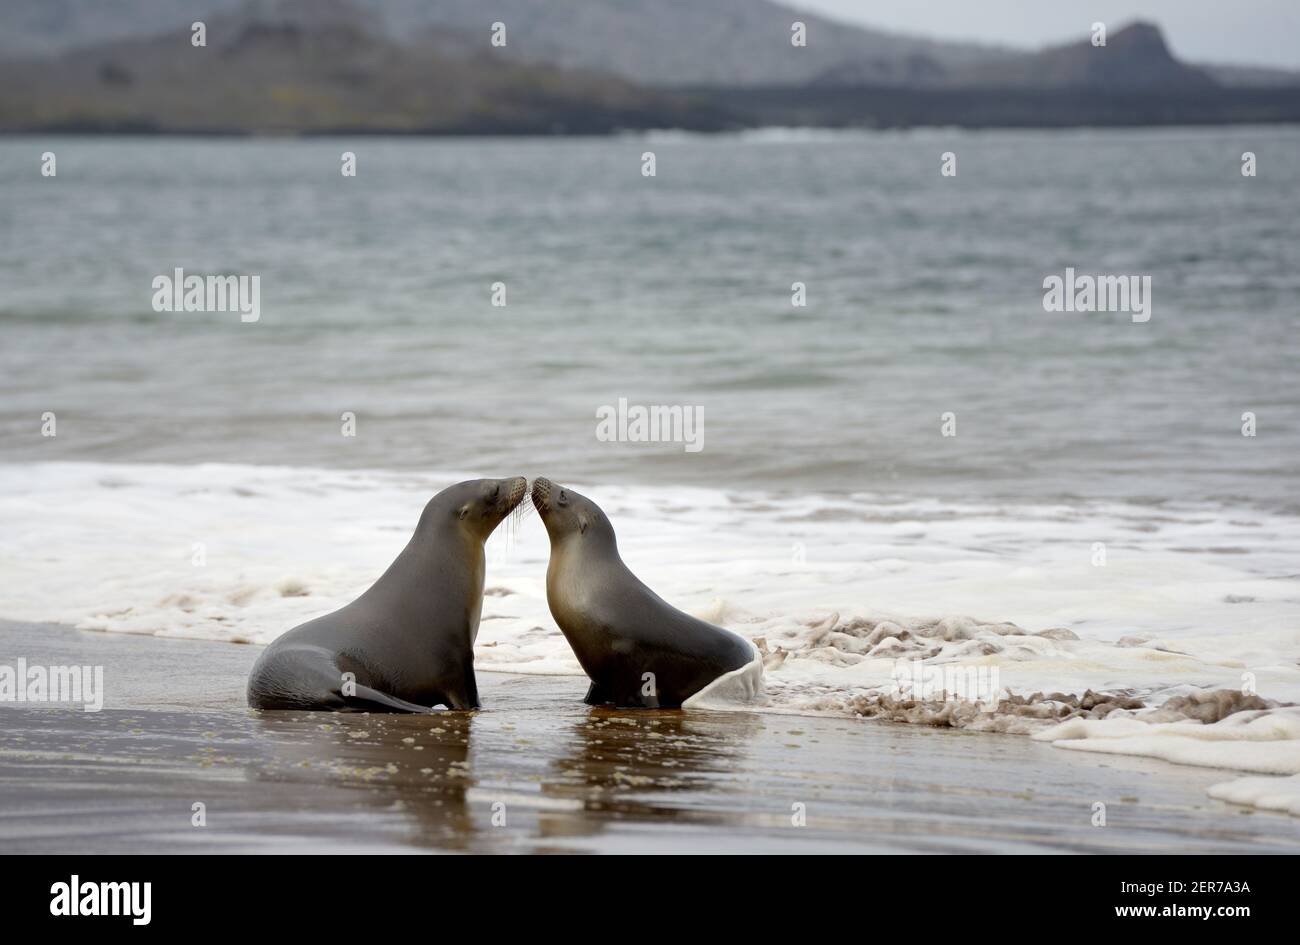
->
3, 619, 1298, 854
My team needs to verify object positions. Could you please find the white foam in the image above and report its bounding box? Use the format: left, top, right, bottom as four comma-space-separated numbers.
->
1207, 774, 1300, 817
2, 461, 1298, 771
1035, 707, 1300, 775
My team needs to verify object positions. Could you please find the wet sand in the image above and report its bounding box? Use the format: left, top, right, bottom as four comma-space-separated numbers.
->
3, 620, 1298, 853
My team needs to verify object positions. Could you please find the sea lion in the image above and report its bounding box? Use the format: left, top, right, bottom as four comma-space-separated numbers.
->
531, 477, 762, 709
247, 476, 527, 712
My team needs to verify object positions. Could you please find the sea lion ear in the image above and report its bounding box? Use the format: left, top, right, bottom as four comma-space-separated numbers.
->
457, 504, 470, 520
578, 515, 588, 535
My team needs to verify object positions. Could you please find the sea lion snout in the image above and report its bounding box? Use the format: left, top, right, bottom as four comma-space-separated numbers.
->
530, 477, 575, 539
531, 477, 554, 512
531, 480, 610, 545
479, 475, 527, 528
501, 475, 528, 513
445, 476, 528, 536
530, 477, 573, 519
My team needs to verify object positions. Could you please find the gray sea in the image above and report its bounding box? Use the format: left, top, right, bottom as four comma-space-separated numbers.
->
1, 127, 1297, 507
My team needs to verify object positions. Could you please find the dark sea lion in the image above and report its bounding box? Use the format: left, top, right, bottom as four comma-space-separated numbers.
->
247, 477, 527, 712
531, 477, 761, 709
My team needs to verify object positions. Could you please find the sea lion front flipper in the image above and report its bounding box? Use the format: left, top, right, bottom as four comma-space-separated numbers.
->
443, 666, 481, 711
344, 684, 434, 714
583, 680, 612, 706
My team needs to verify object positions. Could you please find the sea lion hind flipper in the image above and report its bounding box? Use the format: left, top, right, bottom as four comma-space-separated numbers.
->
344, 684, 435, 714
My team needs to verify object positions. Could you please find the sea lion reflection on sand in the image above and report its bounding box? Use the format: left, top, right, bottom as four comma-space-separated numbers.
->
532, 477, 762, 708
247, 477, 527, 712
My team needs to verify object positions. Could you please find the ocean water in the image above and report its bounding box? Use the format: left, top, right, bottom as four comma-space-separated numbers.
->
2, 128, 1297, 503
2, 130, 1299, 792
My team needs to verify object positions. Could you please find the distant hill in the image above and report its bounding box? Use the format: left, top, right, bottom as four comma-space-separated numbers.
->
3, 0, 1296, 91
367, 0, 1007, 87
0, 0, 1008, 86
705, 22, 1299, 127
954, 22, 1218, 90
2, 1, 1296, 133
0, 6, 730, 134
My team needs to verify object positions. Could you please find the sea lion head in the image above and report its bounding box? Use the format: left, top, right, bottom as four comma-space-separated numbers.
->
530, 477, 614, 547
424, 476, 527, 540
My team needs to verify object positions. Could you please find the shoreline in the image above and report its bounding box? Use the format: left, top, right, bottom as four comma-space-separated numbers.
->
4, 620, 1299, 853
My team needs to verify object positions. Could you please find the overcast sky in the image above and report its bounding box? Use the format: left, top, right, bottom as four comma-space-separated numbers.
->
789, 0, 1300, 70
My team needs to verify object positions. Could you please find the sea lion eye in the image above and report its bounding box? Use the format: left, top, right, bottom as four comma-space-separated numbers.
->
490, 485, 500, 499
